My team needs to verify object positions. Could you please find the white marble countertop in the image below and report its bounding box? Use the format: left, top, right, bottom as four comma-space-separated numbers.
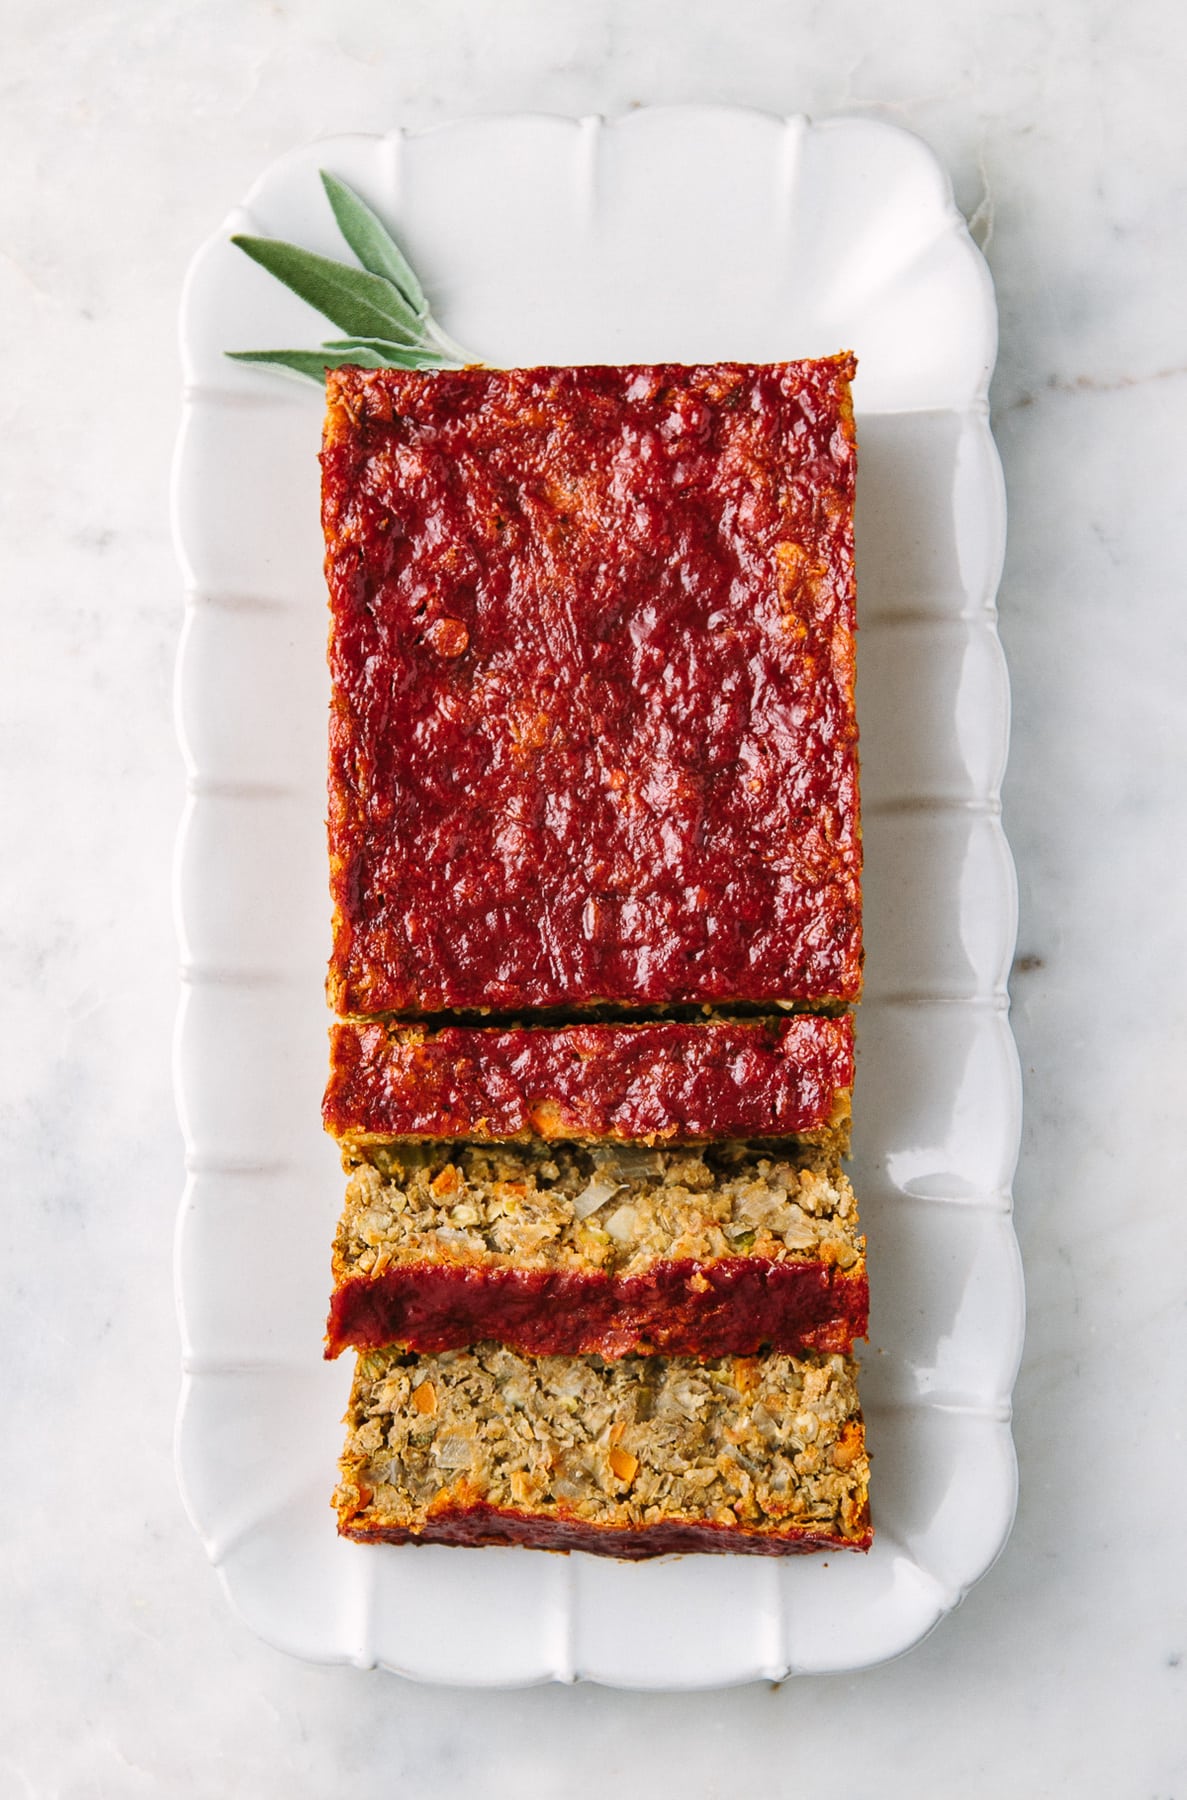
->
2, 1, 1184, 1792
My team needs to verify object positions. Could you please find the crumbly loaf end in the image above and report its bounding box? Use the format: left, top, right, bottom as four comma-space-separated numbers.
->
335, 1345, 871, 1557
324, 1140, 868, 1359
323, 1015, 853, 1154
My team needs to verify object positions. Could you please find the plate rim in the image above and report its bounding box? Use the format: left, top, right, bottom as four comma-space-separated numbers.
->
172, 103, 1022, 1687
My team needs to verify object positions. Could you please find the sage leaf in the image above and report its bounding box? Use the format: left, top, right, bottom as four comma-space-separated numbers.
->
226, 346, 399, 382
230, 234, 424, 341
226, 175, 476, 383
319, 171, 428, 319
317, 313, 427, 351
321, 337, 457, 369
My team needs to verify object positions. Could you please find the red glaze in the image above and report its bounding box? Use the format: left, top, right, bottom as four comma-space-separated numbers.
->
339, 1500, 872, 1558
322, 360, 860, 1016
324, 1014, 853, 1143
325, 1257, 869, 1359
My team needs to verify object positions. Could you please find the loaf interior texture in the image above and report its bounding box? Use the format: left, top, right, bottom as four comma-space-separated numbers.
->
336, 1140, 862, 1280
336, 1344, 871, 1557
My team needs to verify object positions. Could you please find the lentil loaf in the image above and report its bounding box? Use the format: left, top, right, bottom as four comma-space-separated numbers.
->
335, 1345, 871, 1557
323, 1014, 853, 1150
320, 354, 871, 1561
326, 1140, 867, 1359
321, 358, 861, 1018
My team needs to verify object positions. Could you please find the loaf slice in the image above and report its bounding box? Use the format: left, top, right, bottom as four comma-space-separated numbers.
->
324, 1015, 853, 1152
326, 1139, 867, 1359
335, 1345, 871, 1558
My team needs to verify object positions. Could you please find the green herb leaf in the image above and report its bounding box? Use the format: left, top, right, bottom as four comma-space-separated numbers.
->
226, 176, 477, 383
317, 313, 426, 352
230, 234, 424, 342
319, 171, 428, 319
225, 346, 400, 382
321, 337, 457, 369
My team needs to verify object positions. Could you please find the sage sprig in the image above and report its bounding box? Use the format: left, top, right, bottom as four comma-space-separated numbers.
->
227, 171, 473, 382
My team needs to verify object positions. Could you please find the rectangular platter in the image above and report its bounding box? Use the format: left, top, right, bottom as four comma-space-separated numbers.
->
173, 107, 1023, 1686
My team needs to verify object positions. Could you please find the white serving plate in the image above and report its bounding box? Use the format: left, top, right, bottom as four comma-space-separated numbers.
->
172, 107, 1022, 1686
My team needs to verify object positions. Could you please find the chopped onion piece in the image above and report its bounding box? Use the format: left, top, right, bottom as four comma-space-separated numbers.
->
572, 1177, 624, 1221
603, 1203, 640, 1245
593, 1145, 665, 1179
432, 1432, 476, 1468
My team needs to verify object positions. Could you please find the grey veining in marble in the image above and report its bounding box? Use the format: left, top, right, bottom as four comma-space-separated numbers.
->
1, 0, 1184, 1793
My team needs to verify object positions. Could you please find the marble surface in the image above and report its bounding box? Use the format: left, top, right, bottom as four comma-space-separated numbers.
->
1, 0, 1183, 1791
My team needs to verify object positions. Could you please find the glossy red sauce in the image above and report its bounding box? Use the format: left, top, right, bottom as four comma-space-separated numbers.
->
325, 1256, 869, 1360
324, 1013, 853, 1142
322, 360, 860, 1016
340, 1500, 872, 1558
